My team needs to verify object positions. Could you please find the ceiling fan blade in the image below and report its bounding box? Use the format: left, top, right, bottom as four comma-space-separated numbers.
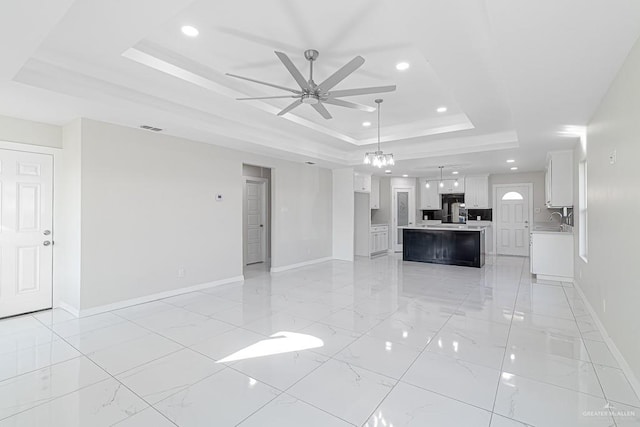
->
328, 85, 397, 98
322, 98, 375, 112
274, 51, 310, 90
317, 56, 365, 92
277, 99, 303, 116
226, 73, 301, 94
312, 102, 332, 119
237, 95, 298, 100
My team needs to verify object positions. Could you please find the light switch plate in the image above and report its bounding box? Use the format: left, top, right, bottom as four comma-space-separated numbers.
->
609, 150, 617, 165
216, 194, 223, 201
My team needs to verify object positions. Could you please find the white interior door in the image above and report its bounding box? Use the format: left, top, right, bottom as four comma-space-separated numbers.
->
0, 149, 53, 318
392, 187, 415, 252
496, 185, 530, 256
245, 180, 265, 265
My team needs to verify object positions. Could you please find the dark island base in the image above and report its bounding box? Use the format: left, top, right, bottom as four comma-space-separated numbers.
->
403, 229, 485, 268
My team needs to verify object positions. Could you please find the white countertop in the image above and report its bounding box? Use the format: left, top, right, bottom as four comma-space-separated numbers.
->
400, 225, 488, 232
530, 223, 573, 235
530, 229, 573, 235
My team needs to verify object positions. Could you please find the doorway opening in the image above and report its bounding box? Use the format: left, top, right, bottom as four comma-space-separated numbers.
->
242, 164, 272, 278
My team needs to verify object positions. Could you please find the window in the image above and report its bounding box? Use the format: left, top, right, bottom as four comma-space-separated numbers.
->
502, 191, 524, 201
579, 160, 588, 261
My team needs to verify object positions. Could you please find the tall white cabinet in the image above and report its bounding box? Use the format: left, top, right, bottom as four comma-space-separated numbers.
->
419, 178, 442, 209
464, 175, 490, 208
354, 172, 371, 193
370, 176, 380, 209
545, 150, 573, 207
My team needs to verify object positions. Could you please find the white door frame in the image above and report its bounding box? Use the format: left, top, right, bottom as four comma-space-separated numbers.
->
492, 183, 534, 257
243, 177, 268, 266
391, 186, 416, 252
0, 141, 60, 317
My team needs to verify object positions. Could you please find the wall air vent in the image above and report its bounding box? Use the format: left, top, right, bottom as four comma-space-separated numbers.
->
140, 125, 163, 132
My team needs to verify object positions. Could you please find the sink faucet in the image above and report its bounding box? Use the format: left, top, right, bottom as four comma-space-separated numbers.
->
548, 212, 563, 222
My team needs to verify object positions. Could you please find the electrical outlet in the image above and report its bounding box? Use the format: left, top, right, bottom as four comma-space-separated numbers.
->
177, 266, 185, 278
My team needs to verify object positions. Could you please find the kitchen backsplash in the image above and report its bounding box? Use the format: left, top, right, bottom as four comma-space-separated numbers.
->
468, 209, 492, 221
422, 209, 493, 221
421, 210, 443, 220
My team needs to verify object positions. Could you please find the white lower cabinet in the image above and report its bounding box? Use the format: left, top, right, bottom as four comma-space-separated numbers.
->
370, 225, 389, 255
530, 232, 574, 281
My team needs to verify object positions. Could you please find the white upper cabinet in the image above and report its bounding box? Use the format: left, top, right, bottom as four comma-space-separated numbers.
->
419, 178, 441, 209
545, 150, 573, 207
354, 172, 371, 193
370, 175, 380, 209
464, 175, 489, 208
438, 178, 465, 194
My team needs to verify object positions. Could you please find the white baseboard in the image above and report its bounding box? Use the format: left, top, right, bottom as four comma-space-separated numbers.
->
270, 257, 332, 273
573, 279, 640, 399
56, 301, 80, 318
74, 275, 245, 317
537, 274, 574, 283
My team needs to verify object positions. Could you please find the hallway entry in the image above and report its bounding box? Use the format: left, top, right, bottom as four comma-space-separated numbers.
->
242, 164, 271, 271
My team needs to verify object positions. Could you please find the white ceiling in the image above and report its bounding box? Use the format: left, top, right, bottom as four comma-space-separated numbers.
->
2, 0, 640, 176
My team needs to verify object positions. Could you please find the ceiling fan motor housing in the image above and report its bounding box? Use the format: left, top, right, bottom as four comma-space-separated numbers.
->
301, 93, 320, 104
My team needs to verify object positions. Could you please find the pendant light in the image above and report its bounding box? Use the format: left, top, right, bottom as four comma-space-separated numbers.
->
439, 166, 444, 188
363, 99, 394, 168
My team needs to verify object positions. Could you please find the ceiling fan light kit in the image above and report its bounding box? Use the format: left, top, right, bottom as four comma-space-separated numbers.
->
363, 99, 394, 168
226, 49, 396, 119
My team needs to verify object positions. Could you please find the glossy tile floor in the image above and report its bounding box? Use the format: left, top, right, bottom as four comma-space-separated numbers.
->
1, 255, 639, 426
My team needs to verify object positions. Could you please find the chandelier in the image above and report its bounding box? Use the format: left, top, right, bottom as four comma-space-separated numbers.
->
363, 99, 394, 168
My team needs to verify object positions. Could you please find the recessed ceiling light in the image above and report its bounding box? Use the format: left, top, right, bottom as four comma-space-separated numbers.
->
452, 171, 459, 175
181, 25, 199, 37
437, 106, 447, 113
362, 121, 371, 127
385, 170, 391, 173
506, 159, 515, 163
402, 174, 409, 177
510, 167, 518, 171
396, 62, 410, 71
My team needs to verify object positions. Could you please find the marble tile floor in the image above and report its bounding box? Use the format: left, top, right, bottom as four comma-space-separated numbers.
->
0, 255, 638, 426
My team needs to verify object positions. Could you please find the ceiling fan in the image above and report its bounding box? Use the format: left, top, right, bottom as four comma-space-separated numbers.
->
226, 49, 396, 119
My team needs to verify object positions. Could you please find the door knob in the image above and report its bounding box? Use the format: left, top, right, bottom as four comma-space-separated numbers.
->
43, 241, 51, 246
259, 224, 264, 227
43, 230, 51, 236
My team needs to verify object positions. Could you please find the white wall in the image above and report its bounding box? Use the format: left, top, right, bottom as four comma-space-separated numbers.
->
489, 171, 558, 224
0, 115, 62, 148
574, 36, 640, 383
354, 192, 370, 257
54, 120, 82, 311
332, 168, 354, 261
71, 119, 332, 311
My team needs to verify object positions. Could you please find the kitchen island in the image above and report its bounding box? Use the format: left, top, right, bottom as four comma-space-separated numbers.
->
401, 225, 486, 268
